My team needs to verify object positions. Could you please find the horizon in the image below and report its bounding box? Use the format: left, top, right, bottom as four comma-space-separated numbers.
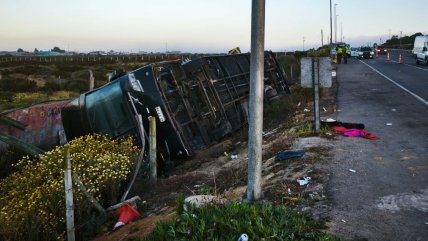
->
1, 0, 427, 53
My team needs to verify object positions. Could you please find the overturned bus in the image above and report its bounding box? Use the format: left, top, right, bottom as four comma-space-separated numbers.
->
61, 52, 290, 160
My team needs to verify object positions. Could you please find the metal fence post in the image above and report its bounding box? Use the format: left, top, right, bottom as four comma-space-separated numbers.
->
313, 58, 320, 133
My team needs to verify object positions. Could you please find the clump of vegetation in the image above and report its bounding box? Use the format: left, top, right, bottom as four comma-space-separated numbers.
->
0, 147, 27, 180
0, 77, 37, 92
141, 202, 339, 241
294, 121, 330, 138
264, 86, 313, 130
276, 55, 299, 84
0, 91, 78, 112
0, 134, 140, 241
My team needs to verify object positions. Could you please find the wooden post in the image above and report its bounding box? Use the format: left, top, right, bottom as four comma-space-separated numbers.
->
88, 69, 95, 90
149, 116, 157, 182
63, 147, 75, 241
290, 66, 293, 81
72, 175, 106, 216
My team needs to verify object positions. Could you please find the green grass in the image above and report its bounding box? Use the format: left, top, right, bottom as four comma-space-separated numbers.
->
294, 122, 330, 138
138, 202, 340, 241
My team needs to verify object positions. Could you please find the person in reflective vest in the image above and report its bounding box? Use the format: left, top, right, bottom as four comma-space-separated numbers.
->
336, 46, 343, 64
343, 46, 348, 64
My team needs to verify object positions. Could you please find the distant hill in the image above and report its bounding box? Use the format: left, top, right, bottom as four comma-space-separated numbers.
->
382, 32, 424, 49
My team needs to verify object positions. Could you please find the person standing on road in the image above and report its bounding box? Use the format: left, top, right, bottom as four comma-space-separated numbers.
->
336, 46, 343, 64
344, 45, 348, 64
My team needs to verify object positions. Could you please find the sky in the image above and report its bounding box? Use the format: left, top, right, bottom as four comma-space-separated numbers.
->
0, 0, 427, 53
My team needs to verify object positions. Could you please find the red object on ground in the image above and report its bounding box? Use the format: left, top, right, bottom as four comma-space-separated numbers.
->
398, 54, 403, 64
331, 126, 378, 140
332, 126, 347, 134
115, 203, 140, 225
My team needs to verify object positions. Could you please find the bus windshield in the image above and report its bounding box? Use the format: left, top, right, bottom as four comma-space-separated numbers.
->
85, 81, 134, 138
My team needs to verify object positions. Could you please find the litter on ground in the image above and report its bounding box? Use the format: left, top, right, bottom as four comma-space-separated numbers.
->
297, 177, 311, 186
275, 150, 305, 161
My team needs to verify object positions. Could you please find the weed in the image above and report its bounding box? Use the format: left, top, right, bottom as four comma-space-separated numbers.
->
294, 122, 330, 138
197, 186, 213, 195
141, 202, 340, 241
295, 122, 314, 137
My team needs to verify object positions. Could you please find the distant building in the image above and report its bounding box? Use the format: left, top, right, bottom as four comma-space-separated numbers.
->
88, 51, 107, 56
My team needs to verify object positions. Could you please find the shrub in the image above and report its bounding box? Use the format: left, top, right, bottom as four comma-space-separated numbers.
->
142, 202, 339, 241
0, 78, 37, 92
64, 78, 90, 92
0, 134, 139, 241
0, 147, 28, 180
0, 91, 15, 103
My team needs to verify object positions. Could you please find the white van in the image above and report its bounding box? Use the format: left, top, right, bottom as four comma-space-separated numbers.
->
413, 35, 428, 65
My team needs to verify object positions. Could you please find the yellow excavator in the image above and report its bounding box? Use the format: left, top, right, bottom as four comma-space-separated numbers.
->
228, 47, 241, 55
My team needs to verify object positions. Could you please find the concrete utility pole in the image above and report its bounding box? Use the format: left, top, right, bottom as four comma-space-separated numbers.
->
246, 0, 265, 202
330, 0, 333, 46
334, 3, 338, 43
321, 29, 324, 47
303, 37, 305, 51
400, 31, 403, 48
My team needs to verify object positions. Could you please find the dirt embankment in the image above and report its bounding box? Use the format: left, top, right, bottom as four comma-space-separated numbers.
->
92, 79, 338, 241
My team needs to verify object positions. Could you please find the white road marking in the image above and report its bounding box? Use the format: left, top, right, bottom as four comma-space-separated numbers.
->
389, 60, 428, 72
359, 60, 428, 107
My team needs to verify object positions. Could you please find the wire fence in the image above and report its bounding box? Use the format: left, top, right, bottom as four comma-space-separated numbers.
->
0, 52, 288, 64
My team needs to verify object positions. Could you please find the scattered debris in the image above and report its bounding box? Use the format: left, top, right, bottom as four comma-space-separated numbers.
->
349, 169, 356, 173
392, 109, 396, 112
297, 177, 311, 186
275, 150, 305, 161
327, 118, 336, 122
184, 195, 225, 210
113, 203, 141, 230
323, 107, 327, 112
386, 123, 393, 126
297, 102, 302, 107
238, 233, 249, 241
107, 196, 141, 212
304, 108, 310, 112
341, 219, 347, 223
263, 126, 282, 137
230, 155, 239, 160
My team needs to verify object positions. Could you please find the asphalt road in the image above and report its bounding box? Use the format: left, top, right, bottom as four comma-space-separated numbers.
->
323, 56, 428, 240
